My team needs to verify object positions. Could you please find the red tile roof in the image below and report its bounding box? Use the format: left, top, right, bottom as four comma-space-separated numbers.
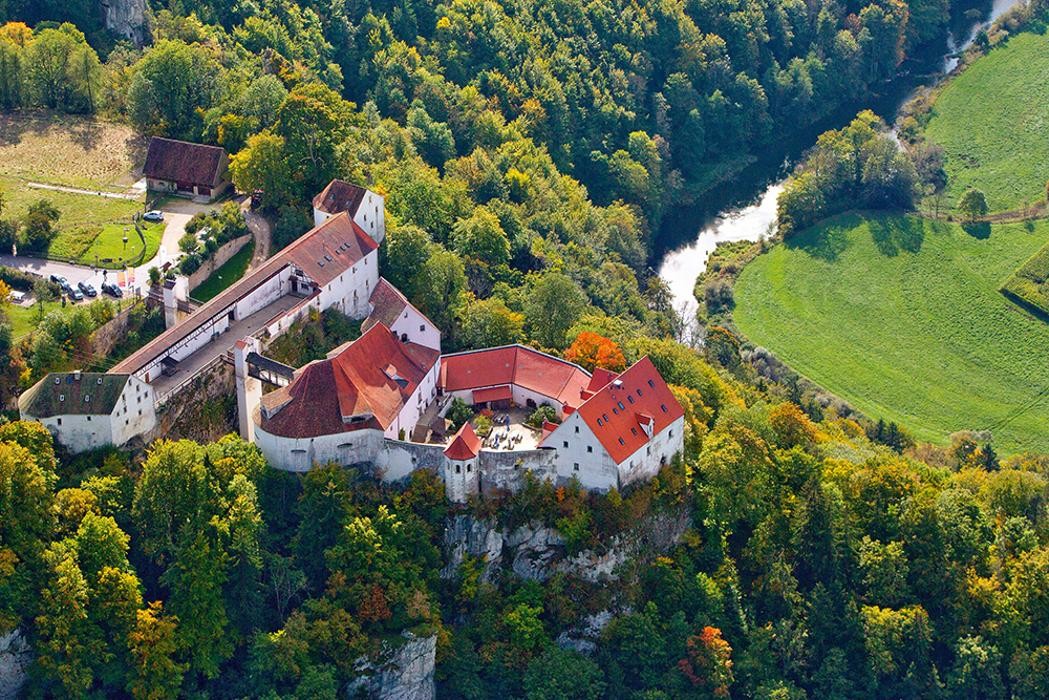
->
472, 385, 512, 403
144, 137, 226, 187
439, 345, 591, 411
111, 211, 377, 374
571, 356, 684, 464
362, 278, 436, 335
313, 179, 367, 216
444, 422, 481, 460
260, 323, 439, 439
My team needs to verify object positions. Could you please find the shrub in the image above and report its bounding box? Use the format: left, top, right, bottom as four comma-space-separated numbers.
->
446, 398, 474, 431
526, 404, 559, 429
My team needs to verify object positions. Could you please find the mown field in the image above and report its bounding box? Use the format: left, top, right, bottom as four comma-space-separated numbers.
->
923, 31, 1049, 213
0, 112, 148, 263
734, 213, 1049, 453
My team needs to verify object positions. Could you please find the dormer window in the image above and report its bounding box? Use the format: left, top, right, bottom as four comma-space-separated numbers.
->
648, 379, 655, 388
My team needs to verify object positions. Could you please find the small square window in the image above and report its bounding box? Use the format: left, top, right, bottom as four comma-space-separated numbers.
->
562, 441, 568, 448
669, 430, 674, 437
587, 445, 593, 453
574, 426, 579, 433
455, 464, 461, 474
573, 463, 579, 471
57, 418, 62, 426
419, 324, 425, 332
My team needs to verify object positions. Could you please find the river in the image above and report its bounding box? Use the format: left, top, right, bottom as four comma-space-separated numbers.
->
656, 0, 1026, 327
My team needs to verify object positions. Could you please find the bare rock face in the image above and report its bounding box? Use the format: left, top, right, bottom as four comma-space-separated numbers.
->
441, 515, 504, 582
346, 633, 436, 700
100, 0, 147, 46
506, 524, 565, 581
0, 628, 31, 700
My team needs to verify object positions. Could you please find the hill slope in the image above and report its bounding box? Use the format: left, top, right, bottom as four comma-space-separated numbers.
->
734, 213, 1049, 452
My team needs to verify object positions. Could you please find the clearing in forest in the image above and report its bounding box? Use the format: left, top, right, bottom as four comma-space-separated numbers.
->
734, 213, 1049, 454
923, 31, 1049, 213
0, 112, 150, 262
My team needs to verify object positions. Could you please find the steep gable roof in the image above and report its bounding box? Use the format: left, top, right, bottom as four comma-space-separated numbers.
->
259, 323, 439, 439
313, 179, 368, 216
362, 277, 437, 335
21, 372, 129, 417
572, 356, 684, 464
444, 422, 481, 460
144, 137, 226, 187
439, 345, 591, 411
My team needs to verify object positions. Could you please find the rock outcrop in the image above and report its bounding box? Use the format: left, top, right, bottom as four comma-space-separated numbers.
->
0, 628, 31, 700
441, 515, 504, 582
100, 0, 147, 45
442, 508, 692, 585
346, 633, 436, 700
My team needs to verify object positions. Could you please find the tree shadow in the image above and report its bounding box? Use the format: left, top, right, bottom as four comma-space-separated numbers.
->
869, 216, 925, 257
0, 111, 52, 147
962, 221, 991, 239
785, 218, 851, 262
66, 118, 104, 151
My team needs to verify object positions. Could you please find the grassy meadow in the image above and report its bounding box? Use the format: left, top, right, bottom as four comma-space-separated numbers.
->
0, 112, 148, 263
923, 31, 1049, 213
734, 213, 1049, 453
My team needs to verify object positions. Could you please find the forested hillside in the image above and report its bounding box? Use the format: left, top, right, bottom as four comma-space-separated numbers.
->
4, 1, 1049, 699
5, 0, 963, 235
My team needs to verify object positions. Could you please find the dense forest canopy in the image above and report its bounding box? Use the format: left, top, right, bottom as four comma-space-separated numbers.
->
4, 1, 1049, 699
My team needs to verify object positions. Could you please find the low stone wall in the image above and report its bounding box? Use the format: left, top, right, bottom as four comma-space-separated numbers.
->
479, 448, 558, 495
0, 627, 31, 700
187, 234, 252, 291
379, 440, 446, 482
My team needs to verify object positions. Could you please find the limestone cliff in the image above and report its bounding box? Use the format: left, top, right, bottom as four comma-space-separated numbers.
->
0, 628, 31, 700
346, 632, 437, 700
100, 0, 147, 46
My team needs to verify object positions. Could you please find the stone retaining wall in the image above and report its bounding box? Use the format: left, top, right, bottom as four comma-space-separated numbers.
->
187, 234, 252, 291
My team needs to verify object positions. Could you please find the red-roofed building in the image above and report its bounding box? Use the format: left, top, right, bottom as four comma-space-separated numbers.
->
540, 356, 684, 490
444, 423, 482, 501
439, 345, 592, 414
363, 278, 440, 351
144, 137, 230, 203
312, 179, 386, 243
254, 322, 440, 472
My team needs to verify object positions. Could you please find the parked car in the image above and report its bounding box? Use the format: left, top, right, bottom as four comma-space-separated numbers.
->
101, 282, 123, 298
143, 210, 164, 222
77, 281, 97, 297
68, 287, 84, 301
49, 274, 66, 286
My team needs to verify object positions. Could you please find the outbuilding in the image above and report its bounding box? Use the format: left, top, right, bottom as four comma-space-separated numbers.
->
143, 137, 230, 203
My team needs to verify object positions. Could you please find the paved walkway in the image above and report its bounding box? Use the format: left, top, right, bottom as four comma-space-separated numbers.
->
244, 202, 272, 267
152, 294, 303, 402
27, 182, 141, 201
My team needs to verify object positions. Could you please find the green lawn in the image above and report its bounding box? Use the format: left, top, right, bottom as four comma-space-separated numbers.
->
923, 31, 1049, 213
8, 300, 62, 340
191, 241, 255, 302
81, 222, 164, 268
734, 213, 1049, 453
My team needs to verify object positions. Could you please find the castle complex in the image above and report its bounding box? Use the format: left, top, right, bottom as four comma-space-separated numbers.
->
19, 181, 684, 501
